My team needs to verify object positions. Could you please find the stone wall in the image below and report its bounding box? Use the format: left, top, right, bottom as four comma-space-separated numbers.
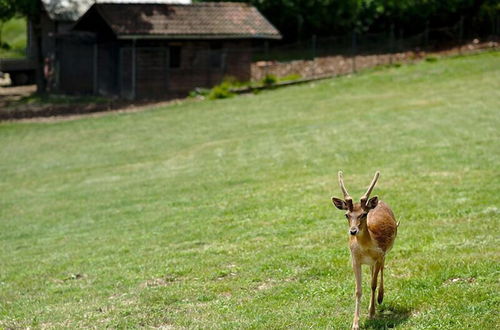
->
251, 40, 499, 81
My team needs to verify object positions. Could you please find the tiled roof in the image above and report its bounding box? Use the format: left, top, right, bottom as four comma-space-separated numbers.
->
86, 3, 281, 39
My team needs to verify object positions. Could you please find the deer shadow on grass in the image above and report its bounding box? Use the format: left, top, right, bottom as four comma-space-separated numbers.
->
363, 304, 412, 329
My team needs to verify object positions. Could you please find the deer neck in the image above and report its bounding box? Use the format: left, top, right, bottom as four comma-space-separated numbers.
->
350, 227, 372, 246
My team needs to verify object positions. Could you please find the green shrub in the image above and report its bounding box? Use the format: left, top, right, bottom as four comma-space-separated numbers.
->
190, 76, 253, 100
425, 56, 438, 63
262, 74, 277, 86
221, 76, 242, 87
208, 82, 234, 100
1, 42, 11, 50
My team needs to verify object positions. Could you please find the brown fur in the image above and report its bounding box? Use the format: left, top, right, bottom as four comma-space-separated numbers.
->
331, 171, 398, 330
346, 201, 397, 261
366, 201, 397, 252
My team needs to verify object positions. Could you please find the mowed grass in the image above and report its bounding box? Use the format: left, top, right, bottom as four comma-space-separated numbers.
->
1, 52, 499, 329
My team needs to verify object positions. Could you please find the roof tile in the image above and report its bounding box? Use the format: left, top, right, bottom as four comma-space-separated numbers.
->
91, 3, 281, 39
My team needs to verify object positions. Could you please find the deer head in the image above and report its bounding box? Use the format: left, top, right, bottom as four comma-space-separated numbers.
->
331, 171, 380, 236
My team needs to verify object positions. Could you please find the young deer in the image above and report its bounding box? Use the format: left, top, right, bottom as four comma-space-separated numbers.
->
331, 171, 398, 330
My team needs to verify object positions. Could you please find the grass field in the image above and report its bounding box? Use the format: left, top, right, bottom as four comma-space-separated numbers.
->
0, 18, 27, 58
1, 52, 499, 329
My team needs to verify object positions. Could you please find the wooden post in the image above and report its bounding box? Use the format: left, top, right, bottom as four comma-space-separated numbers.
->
33, 0, 46, 94
311, 34, 317, 77
398, 28, 404, 53
389, 24, 395, 65
351, 31, 357, 73
93, 43, 98, 95
118, 47, 122, 97
165, 46, 169, 93
26, 20, 33, 58
264, 40, 269, 78
222, 49, 228, 78
53, 32, 58, 92
132, 38, 136, 100
458, 16, 464, 55
424, 21, 429, 49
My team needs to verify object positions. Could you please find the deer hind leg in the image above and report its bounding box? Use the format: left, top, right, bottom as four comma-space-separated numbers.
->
369, 261, 382, 318
352, 260, 362, 330
377, 259, 385, 304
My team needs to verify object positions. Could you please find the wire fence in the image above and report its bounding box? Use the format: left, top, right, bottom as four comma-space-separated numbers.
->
245, 18, 500, 82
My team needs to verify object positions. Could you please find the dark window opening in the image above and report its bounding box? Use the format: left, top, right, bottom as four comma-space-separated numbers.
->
210, 42, 224, 68
169, 46, 181, 68
210, 52, 223, 68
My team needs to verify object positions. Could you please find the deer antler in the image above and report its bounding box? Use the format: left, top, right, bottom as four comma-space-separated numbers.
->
360, 171, 380, 207
338, 171, 354, 211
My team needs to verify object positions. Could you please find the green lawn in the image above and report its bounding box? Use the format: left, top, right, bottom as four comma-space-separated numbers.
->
1, 52, 499, 329
0, 18, 27, 58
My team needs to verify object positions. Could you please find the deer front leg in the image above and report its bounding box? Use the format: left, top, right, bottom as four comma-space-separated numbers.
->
352, 259, 362, 330
369, 261, 381, 318
377, 259, 385, 304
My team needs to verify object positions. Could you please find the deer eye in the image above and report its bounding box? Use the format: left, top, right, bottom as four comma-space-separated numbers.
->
358, 213, 367, 219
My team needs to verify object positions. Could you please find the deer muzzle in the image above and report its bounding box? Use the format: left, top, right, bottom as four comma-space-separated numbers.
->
349, 227, 359, 236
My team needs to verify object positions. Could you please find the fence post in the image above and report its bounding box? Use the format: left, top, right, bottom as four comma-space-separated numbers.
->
92, 43, 98, 95
132, 38, 136, 100
311, 34, 317, 59
458, 16, 464, 55
351, 31, 357, 73
222, 48, 228, 78
424, 21, 429, 49
389, 23, 395, 65
311, 34, 317, 77
398, 28, 404, 53
264, 40, 269, 78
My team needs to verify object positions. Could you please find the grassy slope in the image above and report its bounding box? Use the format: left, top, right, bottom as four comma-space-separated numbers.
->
1, 52, 499, 329
0, 17, 27, 58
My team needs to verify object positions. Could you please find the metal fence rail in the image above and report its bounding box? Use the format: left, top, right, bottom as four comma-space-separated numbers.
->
245, 19, 499, 82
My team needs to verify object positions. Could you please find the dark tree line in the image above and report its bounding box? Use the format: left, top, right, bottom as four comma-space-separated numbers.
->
0, 0, 37, 21
197, 0, 500, 41
2, 1, 499, 42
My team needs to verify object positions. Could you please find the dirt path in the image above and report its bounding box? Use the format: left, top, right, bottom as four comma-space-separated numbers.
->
0, 85, 36, 108
7, 98, 190, 123
0, 83, 190, 122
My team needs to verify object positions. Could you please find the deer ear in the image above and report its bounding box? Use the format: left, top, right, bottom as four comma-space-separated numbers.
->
366, 196, 379, 210
331, 197, 348, 210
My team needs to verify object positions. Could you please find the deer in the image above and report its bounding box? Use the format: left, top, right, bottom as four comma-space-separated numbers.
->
331, 171, 398, 330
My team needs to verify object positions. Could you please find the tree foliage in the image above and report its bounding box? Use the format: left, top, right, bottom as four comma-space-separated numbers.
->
197, 0, 498, 41
1, 0, 38, 21
0, 0, 16, 23
0, 0, 16, 47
